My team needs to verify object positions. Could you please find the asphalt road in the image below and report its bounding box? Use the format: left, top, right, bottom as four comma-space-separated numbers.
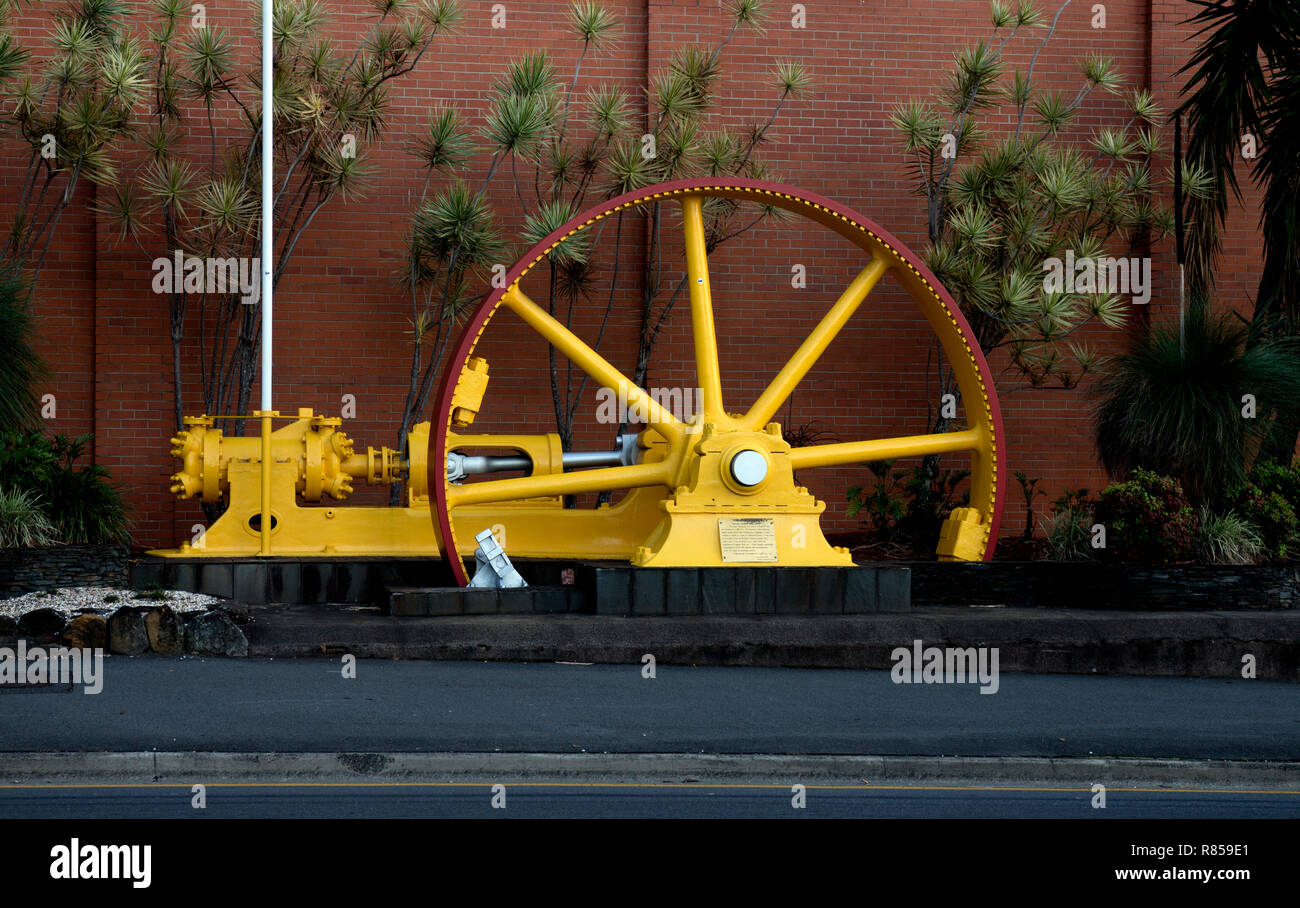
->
3, 781, 1298, 818
1, 656, 1297, 759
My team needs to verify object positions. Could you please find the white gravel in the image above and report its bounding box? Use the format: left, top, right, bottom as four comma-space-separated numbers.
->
0, 587, 220, 620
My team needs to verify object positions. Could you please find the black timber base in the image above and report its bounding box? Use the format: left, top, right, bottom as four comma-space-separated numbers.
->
384, 564, 909, 616
578, 564, 910, 616
130, 555, 456, 606
387, 585, 586, 616
131, 555, 910, 615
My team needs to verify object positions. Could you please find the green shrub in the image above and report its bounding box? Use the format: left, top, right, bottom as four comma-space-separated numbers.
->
0, 429, 57, 491
847, 459, 970, 555
1039, 488, 1095, 561
39, 435, 130, 545
0, 487, 56, 548
1251, 460, 1300, 503
1013, 471, 1046, 539
1227, 484, 1297, 559
1198, 508, 1264, 564
0, 431, 131, 545
1094, 309, 1300, 506
1223, 459, 1300, 559
1094, 469, 1199, 562
846, 460, 904, 530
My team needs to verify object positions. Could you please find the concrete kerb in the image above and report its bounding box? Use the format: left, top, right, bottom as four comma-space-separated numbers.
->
2, 751, 1297, 789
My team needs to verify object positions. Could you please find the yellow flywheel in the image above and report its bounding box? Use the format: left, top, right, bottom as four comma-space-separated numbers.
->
429, 178, 1005, 586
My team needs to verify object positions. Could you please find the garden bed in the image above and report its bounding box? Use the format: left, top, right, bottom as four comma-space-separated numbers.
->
906, 560, 1300, 610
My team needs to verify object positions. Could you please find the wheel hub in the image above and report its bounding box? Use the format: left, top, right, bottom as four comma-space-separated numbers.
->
729, 449, 768, 488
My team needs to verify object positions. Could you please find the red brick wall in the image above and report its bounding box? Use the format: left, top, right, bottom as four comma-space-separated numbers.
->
1, 0, 1269, 550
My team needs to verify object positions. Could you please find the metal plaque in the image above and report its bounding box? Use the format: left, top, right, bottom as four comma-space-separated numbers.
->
718, 517, 779, 563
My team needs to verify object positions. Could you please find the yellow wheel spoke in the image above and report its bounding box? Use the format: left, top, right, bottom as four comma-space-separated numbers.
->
448, 461, 671, 508
788, 429, 981, 471
743, 256, 890, 430
501, 284, 684, 445
681, 196, 724, 419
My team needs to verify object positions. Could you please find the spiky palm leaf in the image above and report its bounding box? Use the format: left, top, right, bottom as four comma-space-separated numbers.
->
0, 28, 27, 83
181, 25, 234, 102
0, 270, 46, 432
569, 1, 617, 47
314, 141, 374, 200
585, 83, 629, 138
1175, 0, 1300, 306
521, 200, 588, 266
412, 182, 502, 267
726, 0, 766, 29
418, 0, 464, 32
412, 105, 473, 172
650, 69, 703, 123
195, 177, 256, 234
483, 92, 552, 158
943, 39, 1005, 113
141, 156, 197, 219
498, 51, 558, 99
772, 59, 810, 97
602, 136, 657, 196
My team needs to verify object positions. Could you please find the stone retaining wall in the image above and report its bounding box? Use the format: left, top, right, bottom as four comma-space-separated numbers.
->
0, 545, 129, 596
909, 562, 1300, 610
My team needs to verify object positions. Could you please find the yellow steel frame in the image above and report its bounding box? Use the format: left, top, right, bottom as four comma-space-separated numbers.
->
151, 183, 999, 567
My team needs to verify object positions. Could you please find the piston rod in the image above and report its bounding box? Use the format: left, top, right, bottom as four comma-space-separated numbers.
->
446, 435, 637, 482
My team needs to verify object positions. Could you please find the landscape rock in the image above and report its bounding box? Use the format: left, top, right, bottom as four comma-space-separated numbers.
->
108, 607, 149, 655
145, 605, 182, 654
184, 611, 248, 657
63, 614, 108, 650
0, 614, 17, 644
17, 607, 65, 640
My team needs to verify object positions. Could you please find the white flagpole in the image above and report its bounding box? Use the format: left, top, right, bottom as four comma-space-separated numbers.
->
258, 0, 274, 555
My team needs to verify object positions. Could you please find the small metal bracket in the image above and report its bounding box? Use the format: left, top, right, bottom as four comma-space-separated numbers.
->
467, 528, 527, 588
